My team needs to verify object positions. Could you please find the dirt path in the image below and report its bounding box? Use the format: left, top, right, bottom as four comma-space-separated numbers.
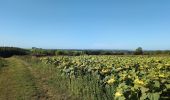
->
0, 57, 54, 100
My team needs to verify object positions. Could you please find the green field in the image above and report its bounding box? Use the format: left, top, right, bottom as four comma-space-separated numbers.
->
0, 56, 170, 100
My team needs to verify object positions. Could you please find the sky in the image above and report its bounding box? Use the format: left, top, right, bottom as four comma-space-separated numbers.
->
0, 0, 170, 50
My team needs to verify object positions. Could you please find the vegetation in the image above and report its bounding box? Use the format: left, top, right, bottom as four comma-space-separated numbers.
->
0, 58, 7, 69
0, 57, 79, 100
134, 47, 143, 55
29, 47, 170, 56
0, 47, 170, 99
0, 55, 170, 100
0, 47, 29, 57
0, 57, 38, 100
40, 55, 170, 100
1, 46, 170, 58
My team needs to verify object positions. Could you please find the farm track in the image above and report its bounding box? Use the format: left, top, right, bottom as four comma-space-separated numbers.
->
0, 57, 63, 100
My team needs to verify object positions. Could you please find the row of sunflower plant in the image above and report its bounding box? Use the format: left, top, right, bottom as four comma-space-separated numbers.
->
40, 56, 170, 100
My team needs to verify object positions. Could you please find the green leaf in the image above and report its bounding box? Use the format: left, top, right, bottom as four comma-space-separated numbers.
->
140, 93, 147, 100
140, 87, 149, 93
154, 81, 160, 88
147, 93, 160, 100
165, 84, 170, 89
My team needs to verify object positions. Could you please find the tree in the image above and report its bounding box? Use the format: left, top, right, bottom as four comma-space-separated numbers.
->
55, 50, 64, 55
134, 47, 143, 55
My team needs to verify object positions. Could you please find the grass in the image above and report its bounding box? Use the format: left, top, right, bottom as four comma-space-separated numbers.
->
0, 57, 39, 100
22, 56, 81, 100
0, 58, 7, 69
0, 56, 81, 100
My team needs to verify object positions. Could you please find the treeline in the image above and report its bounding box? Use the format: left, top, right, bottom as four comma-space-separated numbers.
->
0, 47, 29, 57
144, 50, 170, 55
31, 47, 170, 56
1, 47, 170, 57
31, 47, 131, 56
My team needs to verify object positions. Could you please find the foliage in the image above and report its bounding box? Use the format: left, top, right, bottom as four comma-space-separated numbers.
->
31, 48, 55, 56
40, 55, 170, 100
134, 47, 143, 55
0, 47, 29, 57
1, 46, 170, 58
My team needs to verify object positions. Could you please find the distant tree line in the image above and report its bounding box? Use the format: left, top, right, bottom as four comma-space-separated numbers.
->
1, 47, 170, 57
0, 47, 29, 57
143, 50, 170, 55
31, 47, 170, 56
30, 47, 129, 56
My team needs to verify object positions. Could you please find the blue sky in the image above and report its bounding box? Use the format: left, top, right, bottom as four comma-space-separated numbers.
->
0, 0, 170, 50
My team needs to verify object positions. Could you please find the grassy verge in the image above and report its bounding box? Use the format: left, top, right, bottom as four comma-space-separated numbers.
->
22, 56, 81, 100
0, 58, 7, 69
0, 57, 39, 100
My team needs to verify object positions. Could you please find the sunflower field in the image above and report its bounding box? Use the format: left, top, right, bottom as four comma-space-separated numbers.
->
40, 56, 170, 100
